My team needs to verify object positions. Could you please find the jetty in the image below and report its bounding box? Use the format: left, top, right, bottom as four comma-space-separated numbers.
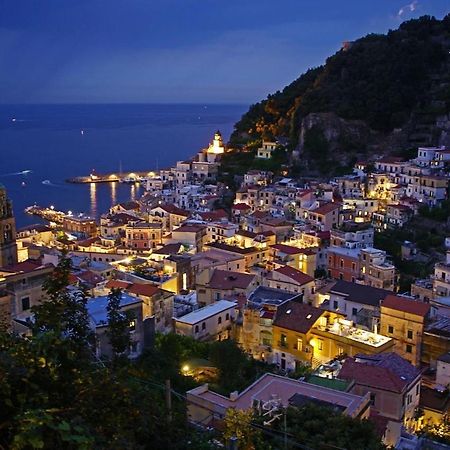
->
66, 170, 157, 184
25, 205, 66, 224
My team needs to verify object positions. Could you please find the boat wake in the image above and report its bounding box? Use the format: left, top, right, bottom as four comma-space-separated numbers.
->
0, 169, 32, 177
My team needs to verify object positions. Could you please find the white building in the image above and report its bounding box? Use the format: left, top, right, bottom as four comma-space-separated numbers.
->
174, 299, 236, 341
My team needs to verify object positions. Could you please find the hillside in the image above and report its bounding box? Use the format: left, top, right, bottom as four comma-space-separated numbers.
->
228, 15, 450, 176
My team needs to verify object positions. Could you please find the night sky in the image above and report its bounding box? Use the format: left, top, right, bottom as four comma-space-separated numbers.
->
1, 0, 448, 104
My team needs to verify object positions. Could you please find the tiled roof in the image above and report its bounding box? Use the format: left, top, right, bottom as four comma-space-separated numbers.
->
381, 295, 430, 317
208, 269, 255, 290
271, 244, 316, 256
273, 300, 324, 334
339, 358, 407, 393
154, 203, 190, 217
232, 203, 251, 210
152, 243, 183, 255
127, 283, 160, 298
198, 209, 228, 221
274, 266, 314, 286
311, 202, 341, 215
105, 280, 132, 290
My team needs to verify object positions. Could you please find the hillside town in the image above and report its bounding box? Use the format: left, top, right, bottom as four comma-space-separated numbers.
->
3, 131, 450, 448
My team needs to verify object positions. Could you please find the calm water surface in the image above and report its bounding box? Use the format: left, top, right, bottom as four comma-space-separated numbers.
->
0, 104, 246, 226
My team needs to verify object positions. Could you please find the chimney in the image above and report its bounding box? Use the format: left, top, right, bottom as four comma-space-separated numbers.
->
229, 391, 239, 401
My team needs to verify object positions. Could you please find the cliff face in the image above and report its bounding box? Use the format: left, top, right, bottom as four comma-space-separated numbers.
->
230, 15, 450, 175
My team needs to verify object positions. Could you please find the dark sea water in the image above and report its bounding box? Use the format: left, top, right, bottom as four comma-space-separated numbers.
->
0, 104, 246, 227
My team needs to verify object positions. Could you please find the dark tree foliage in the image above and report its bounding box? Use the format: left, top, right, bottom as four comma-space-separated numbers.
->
270, 405, 386, 450
0, 256, 214, 449
31, 250, 94, 350
106, 287, 133, 357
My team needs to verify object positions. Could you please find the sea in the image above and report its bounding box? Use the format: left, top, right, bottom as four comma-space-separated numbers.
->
0, 104, 247, 227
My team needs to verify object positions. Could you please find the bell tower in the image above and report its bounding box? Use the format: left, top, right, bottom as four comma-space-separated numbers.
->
0, 184, 18, 268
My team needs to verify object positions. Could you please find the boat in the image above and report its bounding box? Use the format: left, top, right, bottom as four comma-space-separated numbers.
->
81, 129, 84, 136
21, 181, 26, 187
42, 180, 51, 185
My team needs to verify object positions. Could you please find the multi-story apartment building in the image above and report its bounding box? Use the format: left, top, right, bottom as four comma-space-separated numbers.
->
124, 221, 162, 251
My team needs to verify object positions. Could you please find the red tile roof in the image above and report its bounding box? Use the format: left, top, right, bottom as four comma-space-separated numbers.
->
339, 358, 407, 393
273, 301, 324, 334
274, 266, 314, 286
271, 244, 315, 255
381, 295, 431, 317
312, 202, 341, 215
232, 203, 251, 211
198, 209, 228, 221
208, 269, 255, 290
105, 280, 132, 290
127, 283, 160, 297
155, 203, 190, 217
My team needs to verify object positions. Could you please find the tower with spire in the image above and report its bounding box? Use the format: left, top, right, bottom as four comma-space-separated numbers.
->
0, 185, 18, 268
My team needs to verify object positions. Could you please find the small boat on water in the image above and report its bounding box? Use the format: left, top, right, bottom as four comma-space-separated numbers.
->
21, 181, 26, 187
42, 180, 51, 185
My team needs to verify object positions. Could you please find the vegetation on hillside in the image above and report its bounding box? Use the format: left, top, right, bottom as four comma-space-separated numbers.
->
230, 15, 450, 148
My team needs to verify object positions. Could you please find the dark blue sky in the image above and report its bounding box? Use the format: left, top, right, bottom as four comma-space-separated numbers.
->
1, 0, 448, 104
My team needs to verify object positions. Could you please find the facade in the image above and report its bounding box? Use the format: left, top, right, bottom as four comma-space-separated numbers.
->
272, 299, 393, 370
62, 216, 98, 238
174, 299, 236, 341
256, 141, 277, 159
338, 353, 421, 426
124, 221, 162, 251
380, 295, 430, 366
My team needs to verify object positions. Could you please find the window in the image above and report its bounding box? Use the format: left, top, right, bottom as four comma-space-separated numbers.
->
333, 300, 338, 310
352, 307, 358, 316
338, 347, 344, 356
280, 334, 287, 348
407, 329, 413, 340
406, 344, 413, 353
195, 325, 199, 333
202, 322, 206, 330
416, 384, 420, 395
296, 338, 303, 351
388, 325, 394, 334
318, 339, 323, 351
21, 297, 30, 311
370, 393, 376, 405
226, 313, 230, 321
129, 319, 136, 331
218, 316, 222, 324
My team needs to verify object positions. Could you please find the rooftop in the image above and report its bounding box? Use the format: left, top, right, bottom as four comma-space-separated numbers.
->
175, 300, 236, 325
208, 269, 255, 290
329, 280, 391, 307
381, 294, 431, 317
187, 372, 368, 417
87, 293, 141, 326
248, 286, 298, 307
273, 300, 324, 334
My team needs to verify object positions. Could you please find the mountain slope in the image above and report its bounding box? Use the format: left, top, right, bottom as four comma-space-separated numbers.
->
229, 15, 450, 175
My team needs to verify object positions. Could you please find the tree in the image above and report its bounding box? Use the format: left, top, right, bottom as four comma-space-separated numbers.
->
31, 251, 94, 350
106, 288, 133, 357
419, 412, 450, 445
278, 404, 386, 450
223, 409, 261, 450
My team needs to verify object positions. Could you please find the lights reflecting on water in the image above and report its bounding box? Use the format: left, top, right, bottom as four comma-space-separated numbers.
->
90, 182, 97, 217
111, 181, 117, 206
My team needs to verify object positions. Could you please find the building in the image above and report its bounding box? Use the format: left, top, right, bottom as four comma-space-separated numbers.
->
338, 353, 422, 427
256, 141, 277, 159
124, 221, 163, 251
324, 280, 391, 330
264, 265, 315, 301
62, 215, 98, 238
195, 268, 257, 306
0, 185, 18, 267
0, 259, 55, 325
187, 372, 371, 427
87, 293, 150, 359
380, 295, 431, 366
174, 299, 236, 341
272, 299, 393, 370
